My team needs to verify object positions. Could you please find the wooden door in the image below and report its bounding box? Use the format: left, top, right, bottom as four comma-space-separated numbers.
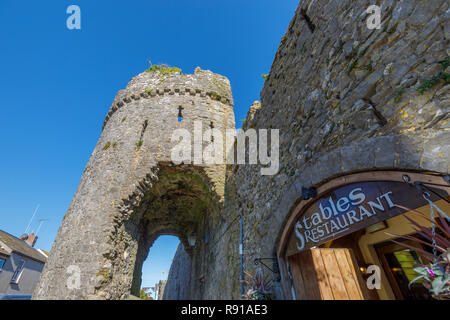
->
287, 248, 370, 300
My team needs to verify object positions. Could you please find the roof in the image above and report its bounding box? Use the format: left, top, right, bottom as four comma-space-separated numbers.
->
37, 249, 49, 258
0, 247, 10, 256
0, 230, 46, 263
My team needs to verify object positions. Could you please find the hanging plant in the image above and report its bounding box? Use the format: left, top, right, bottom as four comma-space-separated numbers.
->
386, 203, 450, 299
241, 268, 274, 300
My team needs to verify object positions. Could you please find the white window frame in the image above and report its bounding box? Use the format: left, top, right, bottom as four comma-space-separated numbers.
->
10, 260, 25, 284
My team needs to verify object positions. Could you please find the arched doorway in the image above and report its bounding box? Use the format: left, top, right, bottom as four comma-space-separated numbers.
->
277, 171, 450, 300
92, 164, 218, 300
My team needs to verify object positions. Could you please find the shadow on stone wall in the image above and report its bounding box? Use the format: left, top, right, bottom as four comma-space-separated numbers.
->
163, 243, 192, 300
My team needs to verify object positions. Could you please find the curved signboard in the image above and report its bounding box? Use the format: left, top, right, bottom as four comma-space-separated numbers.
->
285, 181, 449, 257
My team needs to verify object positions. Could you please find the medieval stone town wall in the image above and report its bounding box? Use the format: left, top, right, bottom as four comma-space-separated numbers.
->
202, 0, 449, 299
34, 0, 449, 300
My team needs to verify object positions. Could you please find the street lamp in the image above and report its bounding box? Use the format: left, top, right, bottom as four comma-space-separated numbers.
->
188, 233, 196, 247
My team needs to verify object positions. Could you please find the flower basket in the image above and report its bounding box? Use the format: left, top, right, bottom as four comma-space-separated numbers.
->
241, 268, 274, 300
386, 203, 450, 298
432, 292, 450, 300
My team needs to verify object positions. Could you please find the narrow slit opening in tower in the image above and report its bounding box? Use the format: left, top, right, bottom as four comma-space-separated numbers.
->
178, 106, 184, 122
210, 121, 214, 142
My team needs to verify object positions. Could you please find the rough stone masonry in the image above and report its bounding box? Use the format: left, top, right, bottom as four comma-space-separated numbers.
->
34, 0, 449, 299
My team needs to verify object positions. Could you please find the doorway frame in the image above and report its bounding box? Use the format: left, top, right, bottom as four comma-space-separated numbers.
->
374, 238, 429, 300
276, 170, 450, 300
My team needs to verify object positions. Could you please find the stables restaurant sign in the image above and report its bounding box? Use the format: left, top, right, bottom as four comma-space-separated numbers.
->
285, 181, 449, 257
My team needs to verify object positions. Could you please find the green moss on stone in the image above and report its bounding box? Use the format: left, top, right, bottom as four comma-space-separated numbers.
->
103, 142, 111, 150
96, 268, 110, 283
146, 63, 182, 75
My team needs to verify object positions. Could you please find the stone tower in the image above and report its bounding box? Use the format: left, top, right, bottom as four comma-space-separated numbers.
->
33, 67, 235, 299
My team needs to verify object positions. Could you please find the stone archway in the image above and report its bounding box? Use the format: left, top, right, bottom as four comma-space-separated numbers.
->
96, 164, 219, 299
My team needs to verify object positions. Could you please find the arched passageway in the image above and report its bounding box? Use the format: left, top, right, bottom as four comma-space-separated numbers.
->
95, 164, 220, 299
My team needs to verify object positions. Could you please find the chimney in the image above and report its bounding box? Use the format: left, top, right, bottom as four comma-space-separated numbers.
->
25, 233, 38, 247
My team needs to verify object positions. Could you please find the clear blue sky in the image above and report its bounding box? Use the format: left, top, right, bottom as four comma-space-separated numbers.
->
0, 0, 299, 288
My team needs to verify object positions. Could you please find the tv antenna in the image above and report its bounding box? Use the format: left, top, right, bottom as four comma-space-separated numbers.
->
34, 219, 49, 236
24, 204, 40, 234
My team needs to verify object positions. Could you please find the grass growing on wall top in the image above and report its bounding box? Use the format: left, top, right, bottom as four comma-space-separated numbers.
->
146, 61, 182, 75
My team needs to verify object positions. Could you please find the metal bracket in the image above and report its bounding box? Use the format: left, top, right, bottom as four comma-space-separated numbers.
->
301, 186, 317, 200
254, 258, 281, 281
402, 174, 450, 204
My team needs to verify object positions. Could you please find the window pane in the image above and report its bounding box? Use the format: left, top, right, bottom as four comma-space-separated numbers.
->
0, 258, 5, 270
11, 261, 25, 283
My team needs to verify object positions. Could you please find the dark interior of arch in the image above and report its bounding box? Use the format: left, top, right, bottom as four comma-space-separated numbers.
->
124, 165, 218, 297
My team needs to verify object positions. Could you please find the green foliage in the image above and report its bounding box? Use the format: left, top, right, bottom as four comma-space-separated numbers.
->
365, 61, 373, 73
387, 204, 450, 297
261, 74, 269, 81
410, 264, 450, 296
207, 91, 218, 98
212, 76, 226, 92
96, 268, 109, 283
416, 72, 450, 95
241, 269, 274, 300
121, 117, 126, 123
103, 142, 111, 150
146, 61, 181, 75
346, 58, 359, 75
438, 56, 450, 69
416, 56, 450, 95
136, 139, 143, 148
140, 289, 153, 300
359, 48, 367, 57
